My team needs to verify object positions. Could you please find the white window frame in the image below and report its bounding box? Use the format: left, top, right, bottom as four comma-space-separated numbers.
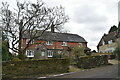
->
26, 39, 34, 44
41, 51, 45, 56
26, 50, 34, 57
102, 40, 105, 45
47, 50, 53, 57
78, 43, 83, 46
108, 40, 113, 44
105, 47, 115, 53
58, 51, 62, 54
46, 41, 53, 45
62, 42, 67, 46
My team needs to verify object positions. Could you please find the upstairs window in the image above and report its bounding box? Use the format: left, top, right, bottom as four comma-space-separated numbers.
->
47, 50, 53, 57
108, 40, 113, 44
46, 41, 53, 45
26, 50, 34, 57
78, 43, 83, 46
62, 42, 67, 46
26, 39, 34, 44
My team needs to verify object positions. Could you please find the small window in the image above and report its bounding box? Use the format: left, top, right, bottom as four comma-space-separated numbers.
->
41, 51, 45, 56
62, 42, 67, 46
58, 51, 62, 54
47, 50, 53, 57
108, 40, 112, 44
26, 39, 34, 44
46, 41, 53, 45
102, 40, 105, 45
78, 43, 83, 46
26, 50, 34, 57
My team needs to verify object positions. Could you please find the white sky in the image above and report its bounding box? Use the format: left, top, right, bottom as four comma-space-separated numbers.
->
0, 0, 119, 51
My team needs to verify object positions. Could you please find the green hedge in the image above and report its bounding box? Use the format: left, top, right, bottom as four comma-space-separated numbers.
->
2, 59, 69, 78
77, 55, 108, 69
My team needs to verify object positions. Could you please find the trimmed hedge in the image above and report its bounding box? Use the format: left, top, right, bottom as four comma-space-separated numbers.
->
77, 55, 108, 69
2, 59, 69, 78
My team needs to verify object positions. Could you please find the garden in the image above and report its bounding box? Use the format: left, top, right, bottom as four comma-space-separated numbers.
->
2, 46, 110, 79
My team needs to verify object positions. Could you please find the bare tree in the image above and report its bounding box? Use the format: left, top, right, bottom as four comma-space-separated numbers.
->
0, 0, 69, 59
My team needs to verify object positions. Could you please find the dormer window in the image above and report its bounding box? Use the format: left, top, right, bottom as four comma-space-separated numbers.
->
62, 42, 67, 46
46, 41, 53, 45
108, 40, 113, 44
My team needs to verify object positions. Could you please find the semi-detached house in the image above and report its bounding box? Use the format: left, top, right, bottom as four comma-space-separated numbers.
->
22, 31, 90, 59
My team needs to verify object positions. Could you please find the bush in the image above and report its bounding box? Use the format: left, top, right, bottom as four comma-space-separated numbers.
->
18, 54, 26, 60
11, 58, 22, 61
2, 41, 12, 61
71, 46, 86, 65
77, 55, 108, 69
2, 58, 69, 78
113, 47, 120, 60
53, 54, 62, 58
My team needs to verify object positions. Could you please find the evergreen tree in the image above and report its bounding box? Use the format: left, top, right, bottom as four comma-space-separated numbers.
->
2, 33, 12, 61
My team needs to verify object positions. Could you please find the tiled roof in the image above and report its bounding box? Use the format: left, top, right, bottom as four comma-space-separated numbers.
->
23, 31, 87, 43
97, 31, 117, 47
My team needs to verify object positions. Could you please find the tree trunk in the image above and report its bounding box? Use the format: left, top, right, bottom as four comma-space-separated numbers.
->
18, 20, 25, 60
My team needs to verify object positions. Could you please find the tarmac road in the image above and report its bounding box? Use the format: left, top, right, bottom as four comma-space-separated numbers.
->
52, 64, 119, 78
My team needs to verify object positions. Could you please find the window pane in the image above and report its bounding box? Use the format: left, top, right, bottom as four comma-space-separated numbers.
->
79, 43, 82, 46
26, 50, 34, 57
26, 39, 34, 44
58, 51, 62, 54
41, 51, 45, 56
46, 41, 53, 45
47, 50, 53, 57
62, 42, 67, 46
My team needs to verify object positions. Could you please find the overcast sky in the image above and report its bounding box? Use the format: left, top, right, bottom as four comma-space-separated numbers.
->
0, 0, 119, 51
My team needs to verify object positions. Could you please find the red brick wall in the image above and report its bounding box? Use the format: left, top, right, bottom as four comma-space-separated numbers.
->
82, 42, 87, 47
22, 39, 87, 49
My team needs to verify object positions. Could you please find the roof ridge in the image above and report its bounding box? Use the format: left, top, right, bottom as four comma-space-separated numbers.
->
23, 30, 87, 43
52, 31, 80, 35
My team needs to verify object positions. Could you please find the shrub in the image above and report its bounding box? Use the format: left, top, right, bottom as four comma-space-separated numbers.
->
11, 57, 22, 61
17, 54, 26, 60
72, 46, 86, 57
71, 46, 86, 65
2, 41, 12, 61
2, 58, 69, 78
113, 47, 120, 60
53, 54, 62, 58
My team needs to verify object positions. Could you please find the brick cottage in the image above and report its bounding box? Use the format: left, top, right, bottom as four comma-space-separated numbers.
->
22, 31, 90, 59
